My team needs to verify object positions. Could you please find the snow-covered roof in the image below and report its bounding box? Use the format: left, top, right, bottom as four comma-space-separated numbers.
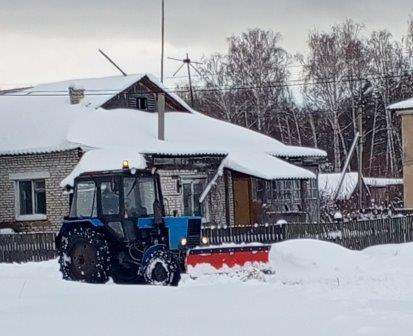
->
220, 152, 315, 180
61, 148, 147, 187
0, 72, 325, 190
318, 172, 359, 201
59, 107, 319, 185
12, 74, 147, 109
319, 172, 403, 201
67, 108, 326, 158
387, 98, 413, 111
363, 177, 403, 187
61, 147, 316, 187
0, 95, 86, 155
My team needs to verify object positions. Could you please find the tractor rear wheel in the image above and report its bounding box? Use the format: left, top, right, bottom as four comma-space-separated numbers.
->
143, 250, 181, 286
58, 227, 110, 283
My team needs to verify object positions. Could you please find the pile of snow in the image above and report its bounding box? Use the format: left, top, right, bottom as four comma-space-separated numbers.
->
2, 240, 413, 335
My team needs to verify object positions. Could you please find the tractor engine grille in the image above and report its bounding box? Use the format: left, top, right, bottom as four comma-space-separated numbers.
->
187, 218, 201, 247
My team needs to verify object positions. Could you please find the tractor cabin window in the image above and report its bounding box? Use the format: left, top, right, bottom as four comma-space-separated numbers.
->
16, 179, 46, 219
70, 181, 97, 218
100, 180, 120, 216
123, 177, 155, 218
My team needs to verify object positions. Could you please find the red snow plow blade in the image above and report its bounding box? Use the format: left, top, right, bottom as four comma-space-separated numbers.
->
186, 245, 271, 270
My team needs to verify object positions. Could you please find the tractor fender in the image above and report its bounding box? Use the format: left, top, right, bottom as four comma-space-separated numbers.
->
140, 244, 168, 272
55, 219, 105, 250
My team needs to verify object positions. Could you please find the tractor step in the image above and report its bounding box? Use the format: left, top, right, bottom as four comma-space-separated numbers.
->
186, 244, 271, 270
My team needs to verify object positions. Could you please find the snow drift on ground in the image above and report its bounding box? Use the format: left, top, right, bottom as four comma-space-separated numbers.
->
2, 239, 413, 336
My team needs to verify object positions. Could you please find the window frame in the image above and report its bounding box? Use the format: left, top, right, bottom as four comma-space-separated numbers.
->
136, 96, 148, 110
70, 180, 98, 218
14, 179, 47, 221
181, 176, 209, 220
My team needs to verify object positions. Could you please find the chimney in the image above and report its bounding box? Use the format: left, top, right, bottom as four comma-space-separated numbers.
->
68, 85, 85, 104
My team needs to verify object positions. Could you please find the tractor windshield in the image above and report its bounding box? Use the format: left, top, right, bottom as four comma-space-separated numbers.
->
123, 176, 155, 218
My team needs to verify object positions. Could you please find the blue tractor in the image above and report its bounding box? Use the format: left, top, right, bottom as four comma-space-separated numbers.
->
55, 163, 207, 286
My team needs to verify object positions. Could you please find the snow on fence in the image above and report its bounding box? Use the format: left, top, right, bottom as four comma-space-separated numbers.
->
0, 232, 57, 263
203, 215, 413, 250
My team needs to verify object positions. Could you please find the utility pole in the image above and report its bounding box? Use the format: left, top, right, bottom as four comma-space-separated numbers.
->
168, 54, 202, 108
358, 92, 363, 209
158, 0, 165, 141
160, 0, 165, 83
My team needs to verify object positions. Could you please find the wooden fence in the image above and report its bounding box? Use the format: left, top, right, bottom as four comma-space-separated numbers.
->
2, 216, 413, 263
203, 215, 413, 250
0, 232, 57, 263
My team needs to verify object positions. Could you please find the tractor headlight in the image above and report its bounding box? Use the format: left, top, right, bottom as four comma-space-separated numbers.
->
201, 236, 209, 245
180, 237, 188, 246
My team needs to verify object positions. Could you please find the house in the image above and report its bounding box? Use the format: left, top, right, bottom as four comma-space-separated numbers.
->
388, 99, 413, 208
0, 74, 326, 232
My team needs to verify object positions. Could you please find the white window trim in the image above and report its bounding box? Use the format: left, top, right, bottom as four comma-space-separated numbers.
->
12, 174, 48, 221
9, 171, 50, 181
16, 214, 47, 222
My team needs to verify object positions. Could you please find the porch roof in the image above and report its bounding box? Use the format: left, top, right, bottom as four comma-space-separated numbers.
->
220, 152, 316, 180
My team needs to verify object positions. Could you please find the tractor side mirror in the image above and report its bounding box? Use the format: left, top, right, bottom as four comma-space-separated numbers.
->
65, 184, 74, 193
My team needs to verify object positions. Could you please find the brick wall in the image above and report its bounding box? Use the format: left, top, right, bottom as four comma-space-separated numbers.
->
0, 149, 80, 232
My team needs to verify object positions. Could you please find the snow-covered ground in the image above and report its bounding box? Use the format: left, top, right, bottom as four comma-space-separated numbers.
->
2, 239, 413, 336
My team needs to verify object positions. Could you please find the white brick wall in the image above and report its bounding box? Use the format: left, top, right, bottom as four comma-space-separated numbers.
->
0, 149, 80, 232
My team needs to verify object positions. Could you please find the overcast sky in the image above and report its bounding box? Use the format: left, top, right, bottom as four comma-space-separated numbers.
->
0, 0, 412, 89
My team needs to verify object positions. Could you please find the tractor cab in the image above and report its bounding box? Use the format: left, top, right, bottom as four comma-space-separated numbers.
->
56, 163, 205, 285
69, 169, 162, 243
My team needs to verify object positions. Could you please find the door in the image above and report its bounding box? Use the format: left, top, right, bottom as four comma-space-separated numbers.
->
233, 175, 252, 226
97, 176, 124, 239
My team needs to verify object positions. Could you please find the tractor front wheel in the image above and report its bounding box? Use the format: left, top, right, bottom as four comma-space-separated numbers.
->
58, 227, 110, 283
143, 250, 181, 286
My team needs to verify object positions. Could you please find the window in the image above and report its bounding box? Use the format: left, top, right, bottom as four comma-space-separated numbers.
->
136, 97, 148, 110
252, 178, 265, 201
183, 179, 205, 216
123, 176, 155, 218
308, 179, 318, 199
16, 179, 46, 218
100, 180, 120, 215
70, 181, 97, 218
292, 180, 301, 201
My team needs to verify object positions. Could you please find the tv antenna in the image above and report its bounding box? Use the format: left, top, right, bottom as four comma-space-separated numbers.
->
168, 53, 202, 107
98, 49, 127, 76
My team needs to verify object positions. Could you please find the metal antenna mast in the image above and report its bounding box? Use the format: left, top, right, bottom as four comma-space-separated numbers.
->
158, 0, 165, 140
98, 49, 127, 76
160, 0, 165, 83
168, 54, 202, 108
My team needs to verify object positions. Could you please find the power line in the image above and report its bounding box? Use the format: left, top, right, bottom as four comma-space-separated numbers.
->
1, 71, 412, 97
